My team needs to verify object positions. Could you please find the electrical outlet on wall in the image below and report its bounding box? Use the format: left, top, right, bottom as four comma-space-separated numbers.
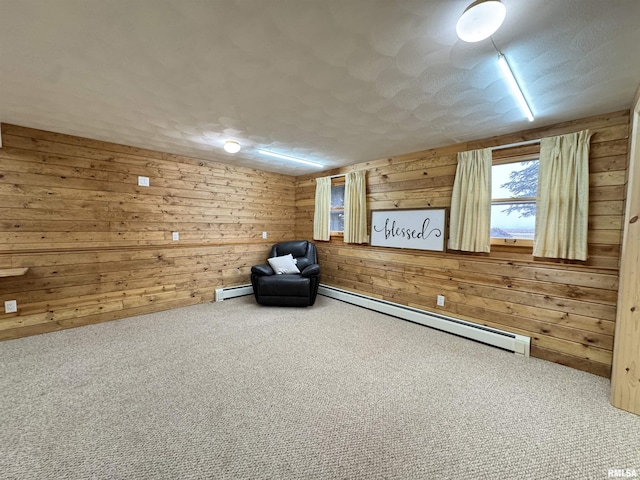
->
262, 231, 267, 239
4, 300, 17, 313
172, 232, 179, 241
138, 176, 150, 187
437, 295, 445, 307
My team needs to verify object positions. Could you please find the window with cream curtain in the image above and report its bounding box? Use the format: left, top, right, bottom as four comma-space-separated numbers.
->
448, 148, 492, 253
313, 176, 331, 241
344, 170, 367, 244
533, 130, 592, 260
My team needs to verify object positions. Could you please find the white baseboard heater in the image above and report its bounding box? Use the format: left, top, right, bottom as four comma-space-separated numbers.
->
213, 283, 530, 357
319, 285, 530, 357
215, 284, 253, 301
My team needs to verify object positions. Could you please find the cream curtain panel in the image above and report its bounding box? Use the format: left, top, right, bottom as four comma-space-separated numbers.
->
448, 148, 492, 253
533, 130, 592, 260
344, 170, 368, 244
313, 176, 331, 241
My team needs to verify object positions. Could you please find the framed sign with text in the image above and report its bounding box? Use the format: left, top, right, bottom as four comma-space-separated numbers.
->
370, 208, 447, 252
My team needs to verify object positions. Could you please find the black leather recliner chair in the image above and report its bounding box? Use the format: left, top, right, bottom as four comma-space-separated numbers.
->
251, 240, 320, 307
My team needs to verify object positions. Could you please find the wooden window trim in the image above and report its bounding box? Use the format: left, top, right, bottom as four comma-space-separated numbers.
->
492, 151, 539, 165
491, 147, 539, 250
330, 178, 345, 237
490, 238, 533, 247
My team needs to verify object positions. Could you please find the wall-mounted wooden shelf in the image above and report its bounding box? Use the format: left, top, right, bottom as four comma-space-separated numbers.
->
0, 268, 29, 278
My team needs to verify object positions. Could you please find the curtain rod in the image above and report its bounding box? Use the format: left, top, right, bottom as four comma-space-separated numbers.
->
490, 138, 540, 151
329, 174, 346, 178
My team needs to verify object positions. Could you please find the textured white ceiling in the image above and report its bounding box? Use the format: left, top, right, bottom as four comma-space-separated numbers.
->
1, 0, 639, 175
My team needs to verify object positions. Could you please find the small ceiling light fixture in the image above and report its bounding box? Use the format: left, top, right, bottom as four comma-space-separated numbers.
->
223, 140, 241, 153
258, 149, 324, 168
456, 0, 506, 42
498, 54, 534, 122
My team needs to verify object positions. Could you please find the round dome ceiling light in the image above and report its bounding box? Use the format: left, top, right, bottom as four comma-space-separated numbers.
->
456, 0, 506, 43
223, 140, 241, 153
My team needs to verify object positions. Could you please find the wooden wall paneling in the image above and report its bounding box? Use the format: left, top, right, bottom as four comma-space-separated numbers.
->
296, 111, 630, 377
0, 124, 295, 339
611, 95, 640, 414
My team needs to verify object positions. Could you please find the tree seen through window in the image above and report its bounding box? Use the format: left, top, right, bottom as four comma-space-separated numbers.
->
491, 160, 538, 240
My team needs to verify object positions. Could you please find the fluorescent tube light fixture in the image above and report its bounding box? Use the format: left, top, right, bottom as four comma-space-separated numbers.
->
498, 54, 534, 122
258, 149, 324, 168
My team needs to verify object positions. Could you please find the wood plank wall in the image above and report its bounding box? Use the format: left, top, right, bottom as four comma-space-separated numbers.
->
0, 124, 295, 340
295, 111, 630, 377
611, 98, 640, 414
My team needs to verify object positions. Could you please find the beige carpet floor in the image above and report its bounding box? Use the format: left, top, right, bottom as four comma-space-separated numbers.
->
1, 295, 639, 479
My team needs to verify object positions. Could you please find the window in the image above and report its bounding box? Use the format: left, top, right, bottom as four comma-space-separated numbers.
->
491, 158, 539, 245
330, 183, 345, 234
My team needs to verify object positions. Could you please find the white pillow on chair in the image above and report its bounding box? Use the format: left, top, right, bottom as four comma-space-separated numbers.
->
267, 254, 300, 274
